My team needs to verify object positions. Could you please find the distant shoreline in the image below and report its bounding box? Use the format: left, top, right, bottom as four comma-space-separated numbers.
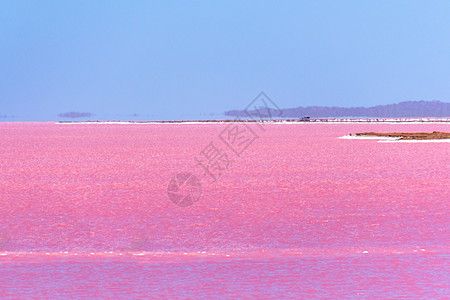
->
355, 131, 450, 140
57, 118, 450, 124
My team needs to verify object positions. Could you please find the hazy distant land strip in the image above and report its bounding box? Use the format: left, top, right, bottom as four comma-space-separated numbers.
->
58, 118, 450, 124
225, 100, 450, 118
55, 100, 450, 123
58, 112, 93, 118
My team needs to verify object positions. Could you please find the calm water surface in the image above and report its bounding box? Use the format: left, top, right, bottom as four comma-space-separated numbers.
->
0, 122, 448, 298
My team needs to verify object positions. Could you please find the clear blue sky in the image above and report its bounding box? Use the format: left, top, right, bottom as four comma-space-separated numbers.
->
1, 1, 450, 120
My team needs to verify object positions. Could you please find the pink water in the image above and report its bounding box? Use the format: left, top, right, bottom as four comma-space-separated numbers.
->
0, 122, 449, 298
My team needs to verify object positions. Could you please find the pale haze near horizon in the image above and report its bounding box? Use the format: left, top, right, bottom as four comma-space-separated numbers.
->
1, 1, 450, 121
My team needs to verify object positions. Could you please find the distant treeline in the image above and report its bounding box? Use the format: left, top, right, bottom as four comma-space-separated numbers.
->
225, 100, 450, 118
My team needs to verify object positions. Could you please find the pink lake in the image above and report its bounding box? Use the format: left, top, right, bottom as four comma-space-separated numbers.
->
0, 122, 449, 298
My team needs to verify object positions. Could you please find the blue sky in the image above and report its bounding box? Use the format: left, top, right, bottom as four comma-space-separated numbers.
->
1, 1, 450, 120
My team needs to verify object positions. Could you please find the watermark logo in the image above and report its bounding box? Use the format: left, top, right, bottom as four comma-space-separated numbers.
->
167, 172, 202, 207
167, 92, 282, 207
